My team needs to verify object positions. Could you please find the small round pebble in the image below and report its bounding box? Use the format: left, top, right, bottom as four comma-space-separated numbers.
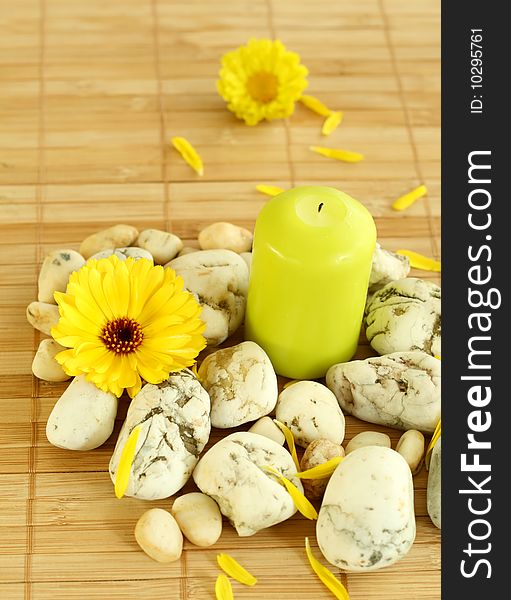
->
26, 301, 60, 336
178, 246, 199, 256
32, 339, 70, 382
135, 508, 183, 563
136, 229, 183, 264
396, 429, 425, 473
171, 493, 222, 547
79, 224, 139, 259
345, 431, 391, 455
300, 439, 345, 500
248, 416, 285, 445
198, 222, 253, 253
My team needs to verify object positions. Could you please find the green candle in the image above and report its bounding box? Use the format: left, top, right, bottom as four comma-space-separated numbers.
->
245, 186, 376, 379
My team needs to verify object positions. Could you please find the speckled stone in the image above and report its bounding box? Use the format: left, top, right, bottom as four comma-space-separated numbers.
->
300, 439, 345, 500
275, 381, 345, 448
198, 341, 278, 428
167, 250, 249, 346
365, 278, 441, 356
109, 370, 210, 500
369, 243, 410, 293
26, 301, 60, 336
427, 437, 441, 528
136, 229, 183, 264
193, 432, 302, 536
326, 351, 440, 434
317, 446, 416, 571
38, 249, 85, 303
88, 247, 153, 262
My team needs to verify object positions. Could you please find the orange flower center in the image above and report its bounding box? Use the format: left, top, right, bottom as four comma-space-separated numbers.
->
100, 317, 143, 354
246, 72, 279, 103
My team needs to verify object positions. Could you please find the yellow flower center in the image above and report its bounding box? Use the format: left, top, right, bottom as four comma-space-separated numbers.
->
246, 72, 279, 103
100, 317, 144, 354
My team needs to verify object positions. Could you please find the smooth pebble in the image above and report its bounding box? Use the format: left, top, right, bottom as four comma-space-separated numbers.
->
171, 492, 222, 547
135, 508, 183, 563
396, 429, 425, 473
26, 301, 60, 335
427, 438, 441, 528
32, 339, 70, 382
198, 222, 253, 253
248, 416, 285, 445
345, 431, 391, 455
79, 224, 139, 259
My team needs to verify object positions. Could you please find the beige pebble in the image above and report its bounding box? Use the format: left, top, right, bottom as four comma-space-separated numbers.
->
198, 222, 253, 253
248, 417, 285, 445
300, 439, 345, 500
32, 339, 70, 382
136, 229, 183, 264
135, 508, 183, 563
38, 249, 85, 303
345, 431, 391, 455
26, 301, 60, 335
178, 246, 199, 256
396, 429, 425, 473
171, 493, 222, 547
79, 224, 139, 259
88, 247, 153, 262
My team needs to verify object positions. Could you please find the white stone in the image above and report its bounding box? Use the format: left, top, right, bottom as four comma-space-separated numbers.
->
317, 446, 416, 571
38, 249, 85, 303
198, 341, 278, 428
46, 375, 118, 451
198, 222, 253, 254
136, 229, 183, 264
369, 243, 410, 293
109, 370, 210, 500
396, 429, 425, 473
240, 252, 252, 273
427, 437, 441, 528
365, 278, 441, 356
79, 224, 139, 259
26, 301, 60, 335
167, 250, 249, 346
345, 431, 391, 455
135, 508, 183, 563
171, 492, 222, 547
32, 339, 70, 382
88, 246, 153, 262
193, 432, 301, 537
248, 416, 285, 445
326, 351, 440, 434
300, 439, 345, 500
275, 381, 345, 448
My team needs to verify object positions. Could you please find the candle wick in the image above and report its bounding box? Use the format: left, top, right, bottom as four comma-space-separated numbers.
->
318, 202, 324, 213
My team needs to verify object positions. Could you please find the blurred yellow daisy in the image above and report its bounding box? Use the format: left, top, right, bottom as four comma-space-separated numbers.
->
51, 255, 206, 398
217, 39, 308, 126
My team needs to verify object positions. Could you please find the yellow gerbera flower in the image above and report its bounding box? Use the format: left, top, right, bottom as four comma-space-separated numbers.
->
217, 39, 308, 126
51, 255, 206, 398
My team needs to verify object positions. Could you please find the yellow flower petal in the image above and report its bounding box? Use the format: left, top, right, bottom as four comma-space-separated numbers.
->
256, 184, 285, 197
264, 466, 318, 520
310, 146, 364, 163
425, 419, 441, 470
295, 456, 344, 479
171, 137, 204, 176
217, 554, 257, 586
322, 111, 343, 136
114, 425, 141, 499
215, 574, 234, 600
396, 250, 441, 272
273, 419, 300, 470
299, 94, 332, 117
305, 537, 350, 600
391, 184, 428, 210
52, 255, 205, 397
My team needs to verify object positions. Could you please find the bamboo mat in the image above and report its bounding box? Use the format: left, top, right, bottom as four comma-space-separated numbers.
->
0, 0, 440, 598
